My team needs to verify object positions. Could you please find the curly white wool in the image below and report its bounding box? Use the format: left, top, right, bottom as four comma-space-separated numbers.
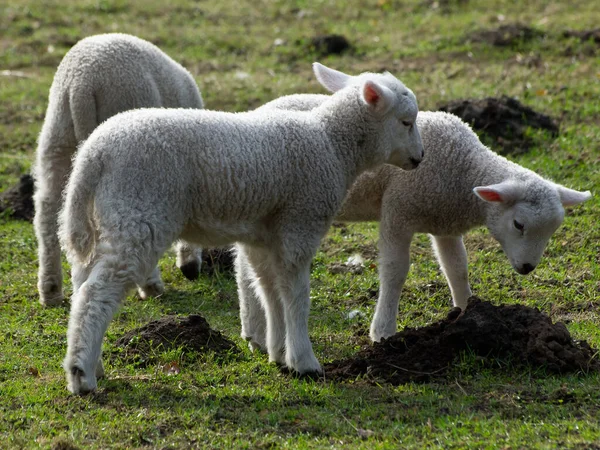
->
33, 33, 203, 306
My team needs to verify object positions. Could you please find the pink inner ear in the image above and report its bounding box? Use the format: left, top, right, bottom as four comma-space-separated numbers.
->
364, 83, 380, 105
477, 188, 503, 202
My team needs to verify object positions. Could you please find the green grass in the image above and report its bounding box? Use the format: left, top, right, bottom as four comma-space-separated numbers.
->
1, 0, 599, 448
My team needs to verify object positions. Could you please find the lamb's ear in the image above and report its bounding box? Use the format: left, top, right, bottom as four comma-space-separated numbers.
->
362, 80, 395, 115
473, 180, 522, 204
313, 62, 352, 93
555, 184, 592, 207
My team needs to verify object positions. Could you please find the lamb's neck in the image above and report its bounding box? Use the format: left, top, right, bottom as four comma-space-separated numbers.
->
318, 98, 376, 189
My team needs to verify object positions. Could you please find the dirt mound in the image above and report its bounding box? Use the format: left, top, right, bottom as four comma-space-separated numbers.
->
112, 314, 239, 366
563, 28, 600, 44
468, 24, 543, 47
325, 297, 599, 385
438, 96, 559, 154
0, 174, 34, 221
309, 34, 351, 56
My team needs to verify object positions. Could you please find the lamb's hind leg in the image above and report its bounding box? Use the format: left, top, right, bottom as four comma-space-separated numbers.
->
370, 230, 413, 342
175, 240, 203, 281
33, 148, 73, 306
64, 253, 138, 394
235, 245, 267, 353
430, 235, 471, 310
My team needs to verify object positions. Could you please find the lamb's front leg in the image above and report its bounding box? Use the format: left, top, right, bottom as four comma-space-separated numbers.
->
276, 259, 322, 376
370, 231, 413, 342
235, 245, 267, 353
430, 235, 472, 310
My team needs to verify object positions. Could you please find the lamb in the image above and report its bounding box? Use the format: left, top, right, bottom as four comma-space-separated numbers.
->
57, 63, 424, 394
33, 33, 204, 306
237, 96, 591, 350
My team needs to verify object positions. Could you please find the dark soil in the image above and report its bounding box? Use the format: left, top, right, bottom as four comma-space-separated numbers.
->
563, 28, 600, 44
51, 439, 80, 450
309, 34, 351, 56
467, 24, 544, 47
438, 96, 559, 154
0, 173, 34, 221
325, 297, 599, 385
112, 314, 239, 366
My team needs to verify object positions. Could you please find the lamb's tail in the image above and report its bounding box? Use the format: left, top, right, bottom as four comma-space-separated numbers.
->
69, 84, 99, 143
58, 146, 102, 265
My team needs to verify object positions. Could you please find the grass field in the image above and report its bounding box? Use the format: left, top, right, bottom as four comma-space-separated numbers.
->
1, 0, 599, 448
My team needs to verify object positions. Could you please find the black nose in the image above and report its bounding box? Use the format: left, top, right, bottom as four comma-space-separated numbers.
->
409, 157, 421, 168
518, 263, 535, 275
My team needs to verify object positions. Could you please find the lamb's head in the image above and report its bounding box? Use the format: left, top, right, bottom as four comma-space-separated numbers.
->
313, 62, 424, 171
474, 179, 591, 275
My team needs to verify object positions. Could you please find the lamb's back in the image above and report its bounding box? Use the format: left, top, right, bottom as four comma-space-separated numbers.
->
55, 34, 202, 112
83, 108, 344, 225
341, 111, 522, 235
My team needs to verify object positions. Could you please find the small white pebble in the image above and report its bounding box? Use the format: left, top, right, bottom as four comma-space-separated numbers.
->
234, 71, 250, 80
347, 309, 364, 320
346, 253, 364, 268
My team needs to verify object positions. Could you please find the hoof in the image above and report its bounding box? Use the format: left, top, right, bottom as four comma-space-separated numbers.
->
280, 363, 324, 380
277, 362, 291, 375
179, 260, 200, 281
286, 353, 323, 378
369, 323, 397, 343
137, 280, 165, 300
66, 366, 97, 395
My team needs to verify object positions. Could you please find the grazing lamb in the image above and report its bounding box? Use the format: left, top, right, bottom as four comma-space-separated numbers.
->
33, 33, 204, 306
58, 63, 424, 394
237, 96, 591, 350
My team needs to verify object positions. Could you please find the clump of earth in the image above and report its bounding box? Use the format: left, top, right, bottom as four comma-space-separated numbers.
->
467, 24, 544, 47
325, 297, 599, 385
438, 96, 559, 155
563, 28, 600, 44
309, 34, 351, 56
0, 173, 34, 221
112, 314, 239, 366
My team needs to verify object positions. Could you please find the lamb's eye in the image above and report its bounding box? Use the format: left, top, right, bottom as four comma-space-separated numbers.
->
513, 220, 524, 231
402, 121, 412, 127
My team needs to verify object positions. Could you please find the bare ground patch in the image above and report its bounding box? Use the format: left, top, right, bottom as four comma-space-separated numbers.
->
467, 24, 545, 47
0, 173, 34, 221
438, 96, 559, 154
111, 314, 239, 367
325, 297, 599, 385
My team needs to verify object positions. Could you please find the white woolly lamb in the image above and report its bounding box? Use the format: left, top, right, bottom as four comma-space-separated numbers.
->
238, 96, 591, 349
33, 33, 204, 306
58, 63, 424, 394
